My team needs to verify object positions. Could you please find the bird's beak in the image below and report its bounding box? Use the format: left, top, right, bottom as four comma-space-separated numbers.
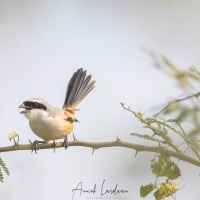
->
19, 103, 24, 109
75, 118, 80, 123
19, 103, 28, 114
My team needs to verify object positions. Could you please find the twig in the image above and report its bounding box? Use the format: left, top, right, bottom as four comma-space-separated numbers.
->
154, 91, 200, 117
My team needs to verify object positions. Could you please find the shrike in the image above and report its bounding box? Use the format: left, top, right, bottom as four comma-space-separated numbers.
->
19, 68, 95, 151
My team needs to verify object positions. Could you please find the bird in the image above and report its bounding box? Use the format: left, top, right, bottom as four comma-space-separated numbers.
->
19, 68, 96, 152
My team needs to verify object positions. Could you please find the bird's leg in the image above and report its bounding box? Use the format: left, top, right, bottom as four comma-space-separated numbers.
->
63, 135, 68, 150
53, 139, 58, 153
28, 139, 46, 154
72, 132, 78, 141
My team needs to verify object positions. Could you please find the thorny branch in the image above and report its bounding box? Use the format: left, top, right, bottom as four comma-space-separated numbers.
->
154, 91, 200, 117
0, 139, 200, 167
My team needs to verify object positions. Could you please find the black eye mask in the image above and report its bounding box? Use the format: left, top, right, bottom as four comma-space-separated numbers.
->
23, 101, 47, 111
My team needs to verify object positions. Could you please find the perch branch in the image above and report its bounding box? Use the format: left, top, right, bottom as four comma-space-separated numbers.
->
0, 139, 200, 167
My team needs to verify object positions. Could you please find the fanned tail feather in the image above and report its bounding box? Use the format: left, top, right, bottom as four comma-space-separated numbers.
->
63, 68, 95, 110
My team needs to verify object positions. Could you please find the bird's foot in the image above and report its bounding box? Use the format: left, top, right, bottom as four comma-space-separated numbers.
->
28, 139, 46, 154
63, 136, 68, 150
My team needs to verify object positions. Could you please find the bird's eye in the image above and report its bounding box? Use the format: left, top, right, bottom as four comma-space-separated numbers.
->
34, 102, 38, 106
33, 102, 43, 109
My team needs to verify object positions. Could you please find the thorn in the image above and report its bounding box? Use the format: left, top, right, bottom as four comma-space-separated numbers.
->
134, 150, 139, 157
116, 136, 121, 142
92, 148, 95, 155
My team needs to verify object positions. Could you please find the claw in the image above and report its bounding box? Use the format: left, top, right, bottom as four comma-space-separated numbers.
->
63, 136, 68, 150
32, 141, 38, 154
28, 139, 46, 154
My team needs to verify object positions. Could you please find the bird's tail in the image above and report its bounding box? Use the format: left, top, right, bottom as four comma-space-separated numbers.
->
62, 68, 95, 111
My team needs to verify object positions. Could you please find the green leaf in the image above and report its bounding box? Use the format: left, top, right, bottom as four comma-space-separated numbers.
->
140, 183, 156, 198
0, 168, 3, 183
0, 157, 10, 183
154, 182, 179, 200
0, 157, 10, 176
